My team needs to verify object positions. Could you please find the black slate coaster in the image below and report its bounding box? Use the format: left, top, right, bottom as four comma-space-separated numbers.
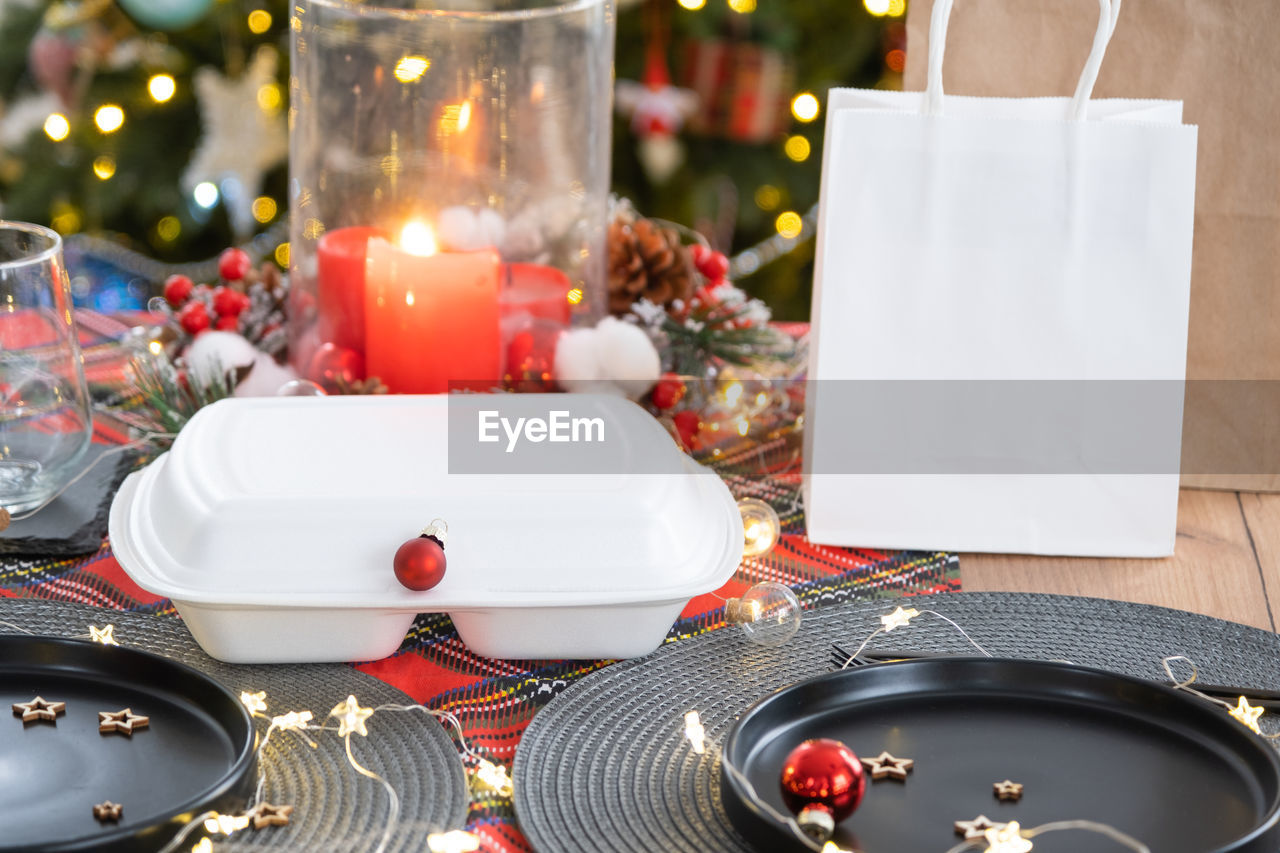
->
0, 443, 138, 557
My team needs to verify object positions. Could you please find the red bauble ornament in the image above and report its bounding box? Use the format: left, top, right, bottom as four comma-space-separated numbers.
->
779, 738, 865, 841
163, 274, 194, 307
672, 410, 702, 450
177, 301, 211, 335
393, 520, 448, 591
651, 374, 686, 411
306, 342, 365, 393
218, 248, 252, 282
215, 315, 240, 331
212, 285, 250, 318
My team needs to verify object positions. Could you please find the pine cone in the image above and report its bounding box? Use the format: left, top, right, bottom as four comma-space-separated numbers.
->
607, 218, 694, 315
334, 375, 389, 395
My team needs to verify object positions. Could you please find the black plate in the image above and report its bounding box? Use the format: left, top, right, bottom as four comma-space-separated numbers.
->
0, 635, 257, 852
722, 658, 1280, 852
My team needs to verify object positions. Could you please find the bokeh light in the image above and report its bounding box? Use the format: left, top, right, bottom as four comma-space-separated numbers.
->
148, 74, 176, 103
43, 113, 69, 141
775, 211, 803, 239
791, 92, 820, 123
784, 135, 811, 162
94, 104, 124, 134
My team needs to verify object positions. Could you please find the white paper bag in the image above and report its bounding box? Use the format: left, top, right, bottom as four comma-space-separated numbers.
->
802, 0, 1198, 557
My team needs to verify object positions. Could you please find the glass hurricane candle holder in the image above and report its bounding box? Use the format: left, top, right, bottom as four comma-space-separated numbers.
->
289, 0, 615, 394
0, 222, 92, 513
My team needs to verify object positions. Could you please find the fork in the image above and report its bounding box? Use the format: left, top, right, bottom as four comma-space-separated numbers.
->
829, 643, 1280, 709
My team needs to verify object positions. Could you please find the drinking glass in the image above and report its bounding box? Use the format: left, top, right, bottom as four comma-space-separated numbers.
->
0, 222, 92, 513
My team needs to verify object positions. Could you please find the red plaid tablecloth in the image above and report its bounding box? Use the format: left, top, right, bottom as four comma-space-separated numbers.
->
0, 313, 960, 851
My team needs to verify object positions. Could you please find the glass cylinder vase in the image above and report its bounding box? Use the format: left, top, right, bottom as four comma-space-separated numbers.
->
289, 0, 615, 394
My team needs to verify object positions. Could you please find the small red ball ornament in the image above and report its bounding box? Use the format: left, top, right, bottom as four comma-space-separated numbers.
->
307, 342, 365, 393
218, 248, 252, 282
212, 285, 250, 318
779, 738, 865, 841
177, 301, 211, 335
163, 274, 194, 307
650, 373, 686, 410
393, 519, 448, 591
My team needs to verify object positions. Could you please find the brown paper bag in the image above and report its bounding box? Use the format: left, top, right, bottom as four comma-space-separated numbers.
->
905, 0, 1280, 491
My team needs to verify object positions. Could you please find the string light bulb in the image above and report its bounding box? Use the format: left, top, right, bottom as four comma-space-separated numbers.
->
725, 582, 802, 647
240, 691, 268, 714
427, 831, 481, 853
727, 0, 756, 11
739, 497, 781, 558
879, 606, 919, 632
470, 758, 514, 798
1229, 696, 1265, 734
683, 710, 707, 754
864, 0, 891, 15
677, 0, 706, 7
985, 821, 1034, 853
148, 74, 176, 103
330, 694, 373, 737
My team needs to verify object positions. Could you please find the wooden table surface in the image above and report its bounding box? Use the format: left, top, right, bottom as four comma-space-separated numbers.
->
962, 488, 1280, 632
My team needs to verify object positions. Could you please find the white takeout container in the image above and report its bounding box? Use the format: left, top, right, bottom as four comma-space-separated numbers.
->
109, 394, 742, 663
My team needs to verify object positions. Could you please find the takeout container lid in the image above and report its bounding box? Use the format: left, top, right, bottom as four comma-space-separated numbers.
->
109, 394, 743, 662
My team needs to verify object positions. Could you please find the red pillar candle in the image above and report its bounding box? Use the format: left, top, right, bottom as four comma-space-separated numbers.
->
364, 222, 502, 393
317, 226, 386, 352
500, 263, 572, 325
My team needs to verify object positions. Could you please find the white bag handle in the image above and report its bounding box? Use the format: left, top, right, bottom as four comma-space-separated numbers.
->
924, 0, 1122, 120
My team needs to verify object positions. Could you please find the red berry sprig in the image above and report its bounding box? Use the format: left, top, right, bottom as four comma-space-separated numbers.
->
690, 244, 730, 285
217, 248, 252, 282
163, 274, 194, 308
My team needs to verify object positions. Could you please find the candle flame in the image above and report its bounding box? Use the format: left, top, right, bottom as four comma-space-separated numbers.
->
400, 221, 438, 257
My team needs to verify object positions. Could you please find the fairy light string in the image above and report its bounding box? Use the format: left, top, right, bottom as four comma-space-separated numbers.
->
1163, 655, 1280, 739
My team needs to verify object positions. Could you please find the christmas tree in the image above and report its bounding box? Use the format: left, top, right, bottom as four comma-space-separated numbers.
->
0, 0, 902, 318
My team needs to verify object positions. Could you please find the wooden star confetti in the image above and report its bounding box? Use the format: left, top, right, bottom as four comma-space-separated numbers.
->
92, 801, 123, 822
89, 624, 119, 646
246, 801, 293, 829
860, 750, 914, 781
329, 694, 373, 737
240, 691, 268, 714
1229, 696, 1265, 734
985, 821, 1033, 853
879, 606, 920, 632
12, 696, 65, 723
955, 815, 1007, 839
98, 708, 150, 736
994, 779, 1024, 801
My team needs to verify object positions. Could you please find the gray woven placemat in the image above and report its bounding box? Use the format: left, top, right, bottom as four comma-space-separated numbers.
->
0, 599, 469, 852
513, 591, 1280, 853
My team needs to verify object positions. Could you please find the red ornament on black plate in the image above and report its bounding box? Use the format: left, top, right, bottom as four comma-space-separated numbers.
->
779, 738, 865, 841
393, 519, 448, 591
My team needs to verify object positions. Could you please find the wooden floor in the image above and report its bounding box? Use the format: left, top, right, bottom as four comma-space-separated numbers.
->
962, 489, 1280, 631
